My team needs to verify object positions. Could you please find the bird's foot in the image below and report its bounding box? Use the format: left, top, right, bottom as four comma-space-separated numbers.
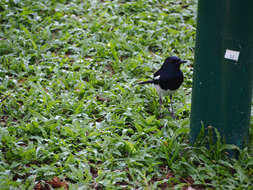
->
171, 112, 175, 120
158, 113, 164, 119
159, 96, 163, 105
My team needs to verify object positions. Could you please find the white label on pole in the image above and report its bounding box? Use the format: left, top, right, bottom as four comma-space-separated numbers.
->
224, 49, 240, 61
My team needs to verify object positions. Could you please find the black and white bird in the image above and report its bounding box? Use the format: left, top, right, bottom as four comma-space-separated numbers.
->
138, 56, 186, 118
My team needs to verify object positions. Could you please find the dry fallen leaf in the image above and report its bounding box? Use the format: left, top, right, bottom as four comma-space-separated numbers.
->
33, 182, 49, 190
33, 176, 68, 190
46, 176, 68, 189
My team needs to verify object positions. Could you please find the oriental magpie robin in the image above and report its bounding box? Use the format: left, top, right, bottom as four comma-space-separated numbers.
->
138, 56, 186, 118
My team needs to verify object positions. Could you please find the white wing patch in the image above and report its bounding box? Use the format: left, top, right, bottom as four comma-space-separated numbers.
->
154, 75, 160, 80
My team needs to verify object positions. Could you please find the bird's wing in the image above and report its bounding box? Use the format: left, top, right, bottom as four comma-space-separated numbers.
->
137, 80, 155, 85
154, 69, 161, 78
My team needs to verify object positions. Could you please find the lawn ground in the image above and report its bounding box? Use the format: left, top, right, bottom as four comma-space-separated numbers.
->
0, 0, 253, 189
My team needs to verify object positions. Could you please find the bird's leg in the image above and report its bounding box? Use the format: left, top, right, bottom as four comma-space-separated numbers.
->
159, 96, 163, 105
158, 96, 164, 118
170, 95, 175, 119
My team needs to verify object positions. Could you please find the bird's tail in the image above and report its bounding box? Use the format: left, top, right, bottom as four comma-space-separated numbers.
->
137, 80, 154, 85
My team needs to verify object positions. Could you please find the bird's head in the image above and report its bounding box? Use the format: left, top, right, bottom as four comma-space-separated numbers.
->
165, 56, 187, 65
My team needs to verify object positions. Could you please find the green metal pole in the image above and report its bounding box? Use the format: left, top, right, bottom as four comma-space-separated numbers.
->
190, 0, 253, 148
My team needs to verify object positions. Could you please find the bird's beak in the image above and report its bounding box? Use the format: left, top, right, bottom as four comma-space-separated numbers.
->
180, 60, 187, 64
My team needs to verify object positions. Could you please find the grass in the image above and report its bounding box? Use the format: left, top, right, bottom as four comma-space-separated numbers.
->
0, 0, 253, 189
